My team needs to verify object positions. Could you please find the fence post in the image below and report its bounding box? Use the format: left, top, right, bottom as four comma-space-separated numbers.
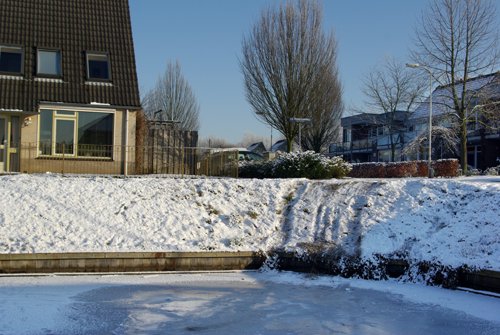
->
61, 143, 65, 175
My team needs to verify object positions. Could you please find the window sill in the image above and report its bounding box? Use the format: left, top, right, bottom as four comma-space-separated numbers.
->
35, 77, 64, 83
0, 74, 23, 80
36, 155, 113, 161
85, 81, 113, 87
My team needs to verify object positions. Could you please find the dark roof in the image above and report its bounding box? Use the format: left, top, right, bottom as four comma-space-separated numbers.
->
341, 111, 410, 127
0, 0, 141, 112
247, 142, 266, 153
271, 139, 287, 152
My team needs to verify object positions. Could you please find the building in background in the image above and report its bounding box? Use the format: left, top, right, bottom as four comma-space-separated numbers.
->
330, 71, 500, 170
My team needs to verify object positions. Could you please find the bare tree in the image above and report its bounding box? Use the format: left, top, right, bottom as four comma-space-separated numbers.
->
403, 126, 459, 159
302, 63, 343, 153
240, 0, 342, 152
198, 136, 235, 149
142, 61, 200, 131
412, 0, 499, 172
362, 58, 427, 161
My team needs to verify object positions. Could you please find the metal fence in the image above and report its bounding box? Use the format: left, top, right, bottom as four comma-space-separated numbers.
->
18, 143, 240, 177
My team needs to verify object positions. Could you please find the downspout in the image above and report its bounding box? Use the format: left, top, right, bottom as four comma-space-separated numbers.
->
124, 109, 129, 176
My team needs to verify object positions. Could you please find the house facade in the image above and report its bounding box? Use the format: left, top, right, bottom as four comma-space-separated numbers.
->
0, 0, 141, 174
329, 111, 411, 163
330, 71, 500, 169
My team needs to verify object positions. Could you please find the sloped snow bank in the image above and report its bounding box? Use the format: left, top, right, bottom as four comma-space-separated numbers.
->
0, 174, 498, 271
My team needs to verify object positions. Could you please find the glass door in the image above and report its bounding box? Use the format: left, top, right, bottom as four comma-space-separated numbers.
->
0, 117, 6, 172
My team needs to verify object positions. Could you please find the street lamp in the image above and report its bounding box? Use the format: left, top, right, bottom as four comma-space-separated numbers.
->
406, 63, 433, 178
289, 117, 311, 152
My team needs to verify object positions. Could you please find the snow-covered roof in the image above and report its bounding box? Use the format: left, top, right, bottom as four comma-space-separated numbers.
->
410, 71, 500, 120
271, 139, 287, 152
247, 142, 266, 153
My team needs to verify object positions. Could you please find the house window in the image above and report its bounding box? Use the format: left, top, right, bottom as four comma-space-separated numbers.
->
39, 109, 114, 158
86, 52, 110, 80
55, 119, 75, 155
37, 49, 62, 77
0, 46, 23, 74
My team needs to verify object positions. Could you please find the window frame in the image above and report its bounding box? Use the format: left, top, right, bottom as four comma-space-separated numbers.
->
54, 117, 76, 156
37, 107, 116, 159
0, 45, 24, 76
36, 48, 62, 78
86, 51, 112, 82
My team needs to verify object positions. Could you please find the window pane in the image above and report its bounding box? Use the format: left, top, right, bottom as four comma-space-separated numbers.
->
56, 110, 75, 116
55, 119, 74, 155
78, 112, 113, 157
39, 110, 53, 155
37, 50, 61, 76
0, 118, 5, 144
87, 54, 109, 80
0, 47, 22, 73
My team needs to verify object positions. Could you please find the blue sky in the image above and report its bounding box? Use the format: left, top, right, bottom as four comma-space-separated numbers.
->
129, 0, 431, 143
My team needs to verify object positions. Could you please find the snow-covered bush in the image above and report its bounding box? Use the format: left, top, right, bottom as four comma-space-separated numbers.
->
238, 160, 273, 178
483, 166, 499, 176
238, 151, 351, 179
271, 151, 351, 179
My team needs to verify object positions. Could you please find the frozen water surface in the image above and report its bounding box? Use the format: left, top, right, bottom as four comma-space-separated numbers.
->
0, 272, 499, 335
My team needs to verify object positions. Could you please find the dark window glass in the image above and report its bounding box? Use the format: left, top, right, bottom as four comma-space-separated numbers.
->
78, 112, 113, 157
0, 46, 22, 74
39, 110, 53, 155
55, 119, 75, 155
87, 53, 110, 80
37, 50, 61, 76
56, 110, 75, 116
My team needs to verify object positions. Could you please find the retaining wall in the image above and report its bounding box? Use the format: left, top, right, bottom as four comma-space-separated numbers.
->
0, 252, 265, 273
1, 251, 498, 295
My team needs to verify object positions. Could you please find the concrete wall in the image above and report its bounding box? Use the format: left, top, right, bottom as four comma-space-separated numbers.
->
0, 252, 265, 273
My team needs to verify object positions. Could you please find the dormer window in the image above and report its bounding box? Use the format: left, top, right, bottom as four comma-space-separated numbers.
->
0, 46, 23, 75
37, 49, 62, 77
86, 52, 110, 81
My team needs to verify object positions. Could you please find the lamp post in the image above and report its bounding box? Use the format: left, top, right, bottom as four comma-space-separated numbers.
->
406, 63, 433, 178
289, 117, 311, 152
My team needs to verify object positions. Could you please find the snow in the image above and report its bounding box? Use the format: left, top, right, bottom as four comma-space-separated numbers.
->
0, 174, 499, 271
0, 271, 499, 334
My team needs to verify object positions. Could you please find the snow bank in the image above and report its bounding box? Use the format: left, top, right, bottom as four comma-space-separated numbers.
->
0, 174, 498, 270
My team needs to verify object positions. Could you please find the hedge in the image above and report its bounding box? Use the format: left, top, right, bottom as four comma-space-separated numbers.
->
348, 159, 459, 178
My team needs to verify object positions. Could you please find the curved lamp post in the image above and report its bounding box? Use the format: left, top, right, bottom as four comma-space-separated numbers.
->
406, 63, 433, 178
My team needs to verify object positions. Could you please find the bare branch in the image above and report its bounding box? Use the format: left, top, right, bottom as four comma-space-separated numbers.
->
142, 61, 200, 131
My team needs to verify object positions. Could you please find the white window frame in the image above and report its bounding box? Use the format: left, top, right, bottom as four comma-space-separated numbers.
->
86, 52, 111, 81
37, 106, 116, 159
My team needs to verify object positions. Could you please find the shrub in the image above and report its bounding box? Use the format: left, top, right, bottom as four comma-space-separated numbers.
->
238, 160, 273, 178
415, 161, 429, 177
385, 161, 417, 178
272, 151, 351, 179
483, 166, 499, 176
432, 159, 459, 177
348, 159, 459, 178
238, 151, 351, 179
349, 163, 386, 178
